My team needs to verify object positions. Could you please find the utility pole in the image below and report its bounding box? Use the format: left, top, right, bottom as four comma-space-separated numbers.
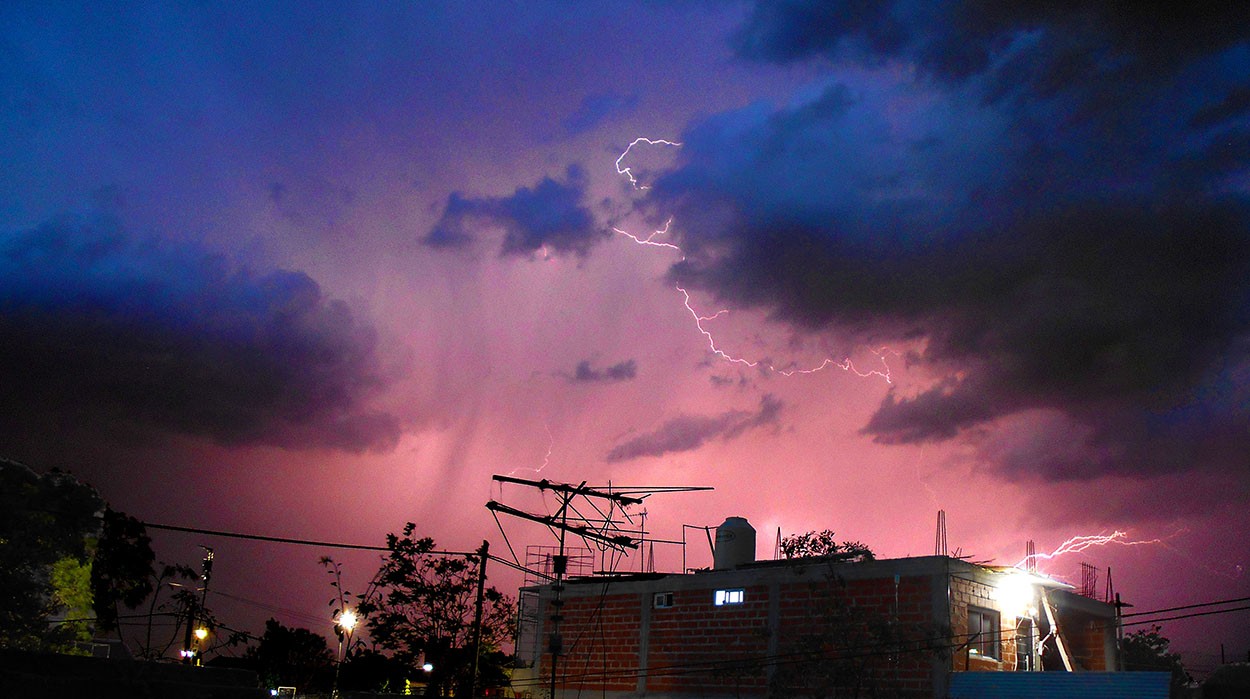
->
180, 546, 215, 664
468, 539, 489, 699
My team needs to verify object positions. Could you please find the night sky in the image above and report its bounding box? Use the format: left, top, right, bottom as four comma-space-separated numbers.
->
3, 2, 1248, 672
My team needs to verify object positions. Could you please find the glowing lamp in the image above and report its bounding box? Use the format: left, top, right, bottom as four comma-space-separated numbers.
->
994, 573, 1036, 618
423, 663, 434, 673
338, 608, 358, 632
194, 627, 209, 641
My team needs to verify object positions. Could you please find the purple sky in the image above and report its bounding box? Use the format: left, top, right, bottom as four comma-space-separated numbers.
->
3, 1, 1248, 671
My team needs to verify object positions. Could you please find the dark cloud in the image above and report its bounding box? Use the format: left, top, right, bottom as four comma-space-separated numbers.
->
424, 166, 605, 257
562, 92, 639, 135
605, 394, 782, 462
641, 5, 1250, 481
569, 359, 637, 383
734, 2, 1250, 93
0, 220, 401, 453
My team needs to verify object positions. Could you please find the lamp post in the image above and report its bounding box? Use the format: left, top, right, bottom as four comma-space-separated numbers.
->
192, 627, 208, 666
333, 608, 357, 698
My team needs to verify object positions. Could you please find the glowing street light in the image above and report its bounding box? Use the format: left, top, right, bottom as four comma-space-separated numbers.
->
338, 609, 358, 633
333, 608, 358, 698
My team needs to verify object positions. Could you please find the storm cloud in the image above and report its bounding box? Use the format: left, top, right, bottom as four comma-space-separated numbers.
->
569, 359, 638, 384
606, 394, 782, 462
0, 220, 401, 453
645, 3, 1250, 480
424, 165, 605, 257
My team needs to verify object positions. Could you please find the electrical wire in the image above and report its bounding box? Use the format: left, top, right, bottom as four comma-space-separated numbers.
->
1122, 604, 1250, 627
1121, 595, 1250, 618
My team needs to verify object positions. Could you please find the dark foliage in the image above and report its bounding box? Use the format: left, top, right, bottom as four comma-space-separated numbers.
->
355, 523, 516, 697
244, 618, 335, 691
90, 508, 156, 632
1123, 625, 1187, 689
781, 529, 875, 562
0, 460, 102, 651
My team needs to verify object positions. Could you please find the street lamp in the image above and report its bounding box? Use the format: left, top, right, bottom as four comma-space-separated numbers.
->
338, 609, 358, 634
333, 608, 358, 698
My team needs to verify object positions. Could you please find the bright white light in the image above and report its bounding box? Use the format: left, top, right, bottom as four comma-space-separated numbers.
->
995, 573, 1035, 618
422, 663, 434, 673
338, 608, 358, 632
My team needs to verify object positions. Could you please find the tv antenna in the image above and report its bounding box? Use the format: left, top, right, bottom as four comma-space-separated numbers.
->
486, 474, 710, 698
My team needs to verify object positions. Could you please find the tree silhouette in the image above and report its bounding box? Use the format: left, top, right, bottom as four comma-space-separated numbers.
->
244, 618, 335, 691
91, 508, 156, 637
781, 529, 875, 562
1123, 625, 1187, 690
0, 460, 102, 651
349, 523, 516, 697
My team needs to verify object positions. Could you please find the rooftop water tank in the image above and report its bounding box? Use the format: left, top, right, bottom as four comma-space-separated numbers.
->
713, 516, 756, 570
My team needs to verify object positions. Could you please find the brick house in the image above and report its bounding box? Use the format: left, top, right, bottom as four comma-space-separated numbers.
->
510, 519, 1127, 698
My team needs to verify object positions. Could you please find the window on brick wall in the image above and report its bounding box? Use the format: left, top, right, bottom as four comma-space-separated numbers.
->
968, 606, 1001, 660
654, 592, 674, 608
714, 588, 745, 606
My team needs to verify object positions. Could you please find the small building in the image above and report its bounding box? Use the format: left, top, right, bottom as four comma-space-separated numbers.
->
511, 519, 1136, 699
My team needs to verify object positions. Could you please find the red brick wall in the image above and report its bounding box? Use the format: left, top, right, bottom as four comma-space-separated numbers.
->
774, 575, 939, 697
1063, 612, 1109, 671
645, 586, 771, 694
543, 589, 642, 692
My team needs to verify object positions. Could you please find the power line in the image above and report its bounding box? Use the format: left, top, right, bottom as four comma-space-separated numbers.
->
1123, 604, 1250, 627
143, 521, 392, 552
143, 519, 535, 574
1122, 595, 1250, 618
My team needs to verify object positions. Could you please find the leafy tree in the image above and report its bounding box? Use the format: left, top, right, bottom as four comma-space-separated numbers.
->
781, 529, 875, 562
244, 618, 335, 691
90, 508, 156, 637
339, 647, 413, 694
1123, 625, 1187, 689
0, 459, 103, 651
352, 523, 516, 697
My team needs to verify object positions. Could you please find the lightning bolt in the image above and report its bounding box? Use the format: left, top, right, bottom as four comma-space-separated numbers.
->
613, 138, 894, 383
505, 423, 555, 477
616, 137, 682, 190
1016, 531, 1167, 570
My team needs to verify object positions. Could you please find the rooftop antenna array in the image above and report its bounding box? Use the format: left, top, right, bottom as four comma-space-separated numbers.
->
486, 475, 710, 699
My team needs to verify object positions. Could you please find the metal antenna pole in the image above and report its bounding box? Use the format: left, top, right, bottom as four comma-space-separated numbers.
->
468, 540, 489, 699
487, 474, 708, 698
549, 488, 575, 699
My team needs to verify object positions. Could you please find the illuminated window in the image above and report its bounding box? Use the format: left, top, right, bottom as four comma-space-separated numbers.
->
654, 592, 674, 608
714, 588, 745, 606
968, 607, 1001, 660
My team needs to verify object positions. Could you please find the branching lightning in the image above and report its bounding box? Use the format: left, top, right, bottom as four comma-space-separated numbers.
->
505, 423, 555, 477
1016, 530, 1168, 570
616, 137, 682, 190
613, 137, 894, 383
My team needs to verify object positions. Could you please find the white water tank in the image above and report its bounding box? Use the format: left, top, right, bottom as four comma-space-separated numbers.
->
713, 516, 756, 570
